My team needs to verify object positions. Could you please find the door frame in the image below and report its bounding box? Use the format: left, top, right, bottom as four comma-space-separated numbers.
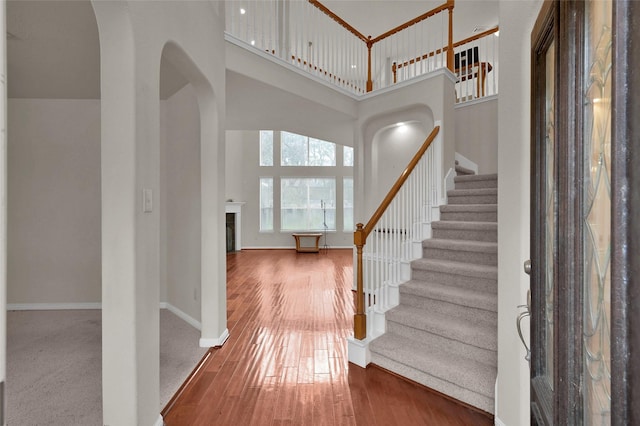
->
531, 0, 640, 424
611, 1, 640, 424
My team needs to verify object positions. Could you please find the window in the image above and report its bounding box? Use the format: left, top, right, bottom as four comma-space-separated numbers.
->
259, 178, 273, 231
343, 146, 354, 167
343, 177, 354, 231
281, 131, 336, 166
260, 131, 273, 166
281, 178, 335, 231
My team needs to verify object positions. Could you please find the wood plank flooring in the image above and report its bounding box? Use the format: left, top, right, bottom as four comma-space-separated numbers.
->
163, 249, 493, 425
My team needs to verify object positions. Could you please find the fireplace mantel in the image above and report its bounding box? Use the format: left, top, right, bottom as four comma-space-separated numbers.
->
225, 202, 245, 251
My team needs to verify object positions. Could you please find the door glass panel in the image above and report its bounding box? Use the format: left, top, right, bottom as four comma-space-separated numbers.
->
583, 0, 612, 423
544, 39, 556, 391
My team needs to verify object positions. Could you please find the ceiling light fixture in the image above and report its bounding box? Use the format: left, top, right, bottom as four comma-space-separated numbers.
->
240, 8, 246, 15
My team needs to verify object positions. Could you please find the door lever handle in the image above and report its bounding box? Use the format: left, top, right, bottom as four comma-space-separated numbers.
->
516, 289, 531, 363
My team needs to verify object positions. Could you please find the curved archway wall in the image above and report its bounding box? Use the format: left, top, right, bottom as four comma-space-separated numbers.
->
365, 108, 433, 216
354, 71, 456, 225
92, 2, 226, 425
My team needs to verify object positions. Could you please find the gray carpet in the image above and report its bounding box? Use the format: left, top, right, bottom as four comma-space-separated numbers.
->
369, 171, 498, 414
7, 308, 206, 425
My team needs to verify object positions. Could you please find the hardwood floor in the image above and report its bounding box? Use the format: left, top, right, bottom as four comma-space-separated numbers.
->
163, 249, 493, 425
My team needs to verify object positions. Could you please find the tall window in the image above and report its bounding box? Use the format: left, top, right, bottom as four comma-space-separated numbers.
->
343, 177, 354, 231
260, 131, 273, 166
343, 146, 354, 167
281, 131, 336, 166
281, 178, 335, 231
260, 177, 273, 231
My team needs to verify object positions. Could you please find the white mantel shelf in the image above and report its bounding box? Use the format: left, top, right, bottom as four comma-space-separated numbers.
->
225, 202, 245, 251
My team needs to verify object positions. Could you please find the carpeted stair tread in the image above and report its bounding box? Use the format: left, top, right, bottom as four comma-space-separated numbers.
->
454, 173, 498, 183
454, 164, 475, 176
422, 239, 497, 266
400, 280, 497, 312
431, 221, 497, 231
454, 174, 498, 190
447, 188, 497, 197
386, 305, 497, 351
440, 204, 497, 213
422, 238, 497, 253
369, 333, 496, 401
411, 258, 497, 280
439, 204, 498, 222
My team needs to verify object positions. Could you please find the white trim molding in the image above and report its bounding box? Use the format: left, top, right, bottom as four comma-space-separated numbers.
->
153, 414, 164, 426
6, 302, 102, 311
200, 328, 230, 348
347, 336, 371, 368
160, 302, 202, 331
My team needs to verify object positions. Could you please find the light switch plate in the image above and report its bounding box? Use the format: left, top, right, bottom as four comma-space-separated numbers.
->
143, 189, 153, 213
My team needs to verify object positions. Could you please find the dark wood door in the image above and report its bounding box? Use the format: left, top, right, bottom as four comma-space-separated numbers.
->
530, 0, 619, 424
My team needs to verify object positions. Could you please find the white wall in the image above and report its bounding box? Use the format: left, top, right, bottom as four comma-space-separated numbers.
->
356, 72, 453, 222
369, 121, 429, 212
496, 1, 542, 425
161, 84, 201, 322
455, 97, 498, 174
93, 2, 227, 424
7, 99, 101, 305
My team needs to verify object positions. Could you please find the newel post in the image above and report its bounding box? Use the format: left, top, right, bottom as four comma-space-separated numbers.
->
366, 37, 373, 92
354, 223, 366, 340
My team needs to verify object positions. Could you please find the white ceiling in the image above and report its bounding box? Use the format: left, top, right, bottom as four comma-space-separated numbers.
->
6, 0, 498, 100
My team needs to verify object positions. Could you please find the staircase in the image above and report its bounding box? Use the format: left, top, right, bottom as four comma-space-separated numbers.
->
368, 171, 498, 414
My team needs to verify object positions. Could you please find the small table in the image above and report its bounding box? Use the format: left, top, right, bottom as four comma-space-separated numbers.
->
292, 233, 323, 253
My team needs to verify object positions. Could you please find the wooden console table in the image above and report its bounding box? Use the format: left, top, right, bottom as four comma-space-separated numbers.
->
292, 233, 323, 253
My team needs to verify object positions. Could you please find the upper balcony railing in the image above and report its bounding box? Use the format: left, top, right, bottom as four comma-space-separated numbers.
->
226, 0, 462, 96
392, 26, 500, 102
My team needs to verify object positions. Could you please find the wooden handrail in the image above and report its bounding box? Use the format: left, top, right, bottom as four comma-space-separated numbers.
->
453, 26, 500, 48
291, 55, 365, 93
369, 1, 453, 45
308, 0, 369, 43
395, 26, 500, 72
353, 125, 440, 340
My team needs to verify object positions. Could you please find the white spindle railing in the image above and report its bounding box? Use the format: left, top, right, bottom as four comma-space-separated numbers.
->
359, 126, 443, 338
226, 0, 368, 94
380, 11, 449, 89
392, 27, 500, 102
225, 1, 460, 96
452, 29, 500, 102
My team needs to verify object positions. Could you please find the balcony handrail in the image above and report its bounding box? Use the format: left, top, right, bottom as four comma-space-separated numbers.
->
369, 0, 454, 45
353, 125, 440, 340
307, 0, 455, 89
308, 0, 368, 43
394, 26, 499, 73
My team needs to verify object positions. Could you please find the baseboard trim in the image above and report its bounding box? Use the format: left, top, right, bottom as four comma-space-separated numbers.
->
494, 416, 507, 426
161, 303, 202, 331
153, 414, 164, 426
7, 302, 102, 311
162, 348, 214, 419
199, 328, 229, 348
